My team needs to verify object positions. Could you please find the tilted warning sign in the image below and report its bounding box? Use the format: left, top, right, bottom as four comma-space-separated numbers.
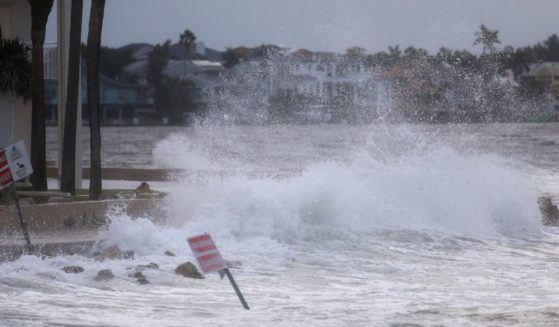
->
187, 233, 250, 309
187, 233, 227, 274
0, 140, 33, 191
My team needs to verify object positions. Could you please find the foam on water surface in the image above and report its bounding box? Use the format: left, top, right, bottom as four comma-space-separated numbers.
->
4, 124, 559, 326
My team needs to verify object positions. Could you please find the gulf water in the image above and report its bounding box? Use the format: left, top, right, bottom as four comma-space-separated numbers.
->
2, 123, 559, 326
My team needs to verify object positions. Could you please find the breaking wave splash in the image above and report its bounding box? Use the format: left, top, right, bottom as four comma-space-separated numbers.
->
104, 132, 543, 258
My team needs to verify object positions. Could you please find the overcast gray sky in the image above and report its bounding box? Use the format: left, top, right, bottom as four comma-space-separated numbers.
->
46, 0, 559, 54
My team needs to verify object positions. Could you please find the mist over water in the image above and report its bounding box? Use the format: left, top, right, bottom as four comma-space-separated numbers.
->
155, 122, 542, 240
92, 115, 559, 325
7, 32, 559, 327
7, 119, 559, 325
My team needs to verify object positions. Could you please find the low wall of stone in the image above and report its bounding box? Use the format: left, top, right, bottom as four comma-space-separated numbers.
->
0, 198, 165, 234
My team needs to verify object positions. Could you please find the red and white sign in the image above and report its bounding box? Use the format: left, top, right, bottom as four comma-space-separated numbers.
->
187, 233, 227, 274
0, 150, 7, 170
0, 167, 14, 189
0, 140, 33, 191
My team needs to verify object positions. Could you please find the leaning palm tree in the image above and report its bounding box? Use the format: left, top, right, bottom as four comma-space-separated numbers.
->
60, 0, 83, 195
86, 0, 106, 200
28, 0, 54, 191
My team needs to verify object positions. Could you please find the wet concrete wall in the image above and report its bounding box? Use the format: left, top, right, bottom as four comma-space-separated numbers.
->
0, 198, 165, 234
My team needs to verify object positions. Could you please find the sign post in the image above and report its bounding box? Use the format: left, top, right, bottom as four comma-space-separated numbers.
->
9, 184, 32, 253
1, 141, 34, 254
188, 233, 250, 310
222, 268, 250, 310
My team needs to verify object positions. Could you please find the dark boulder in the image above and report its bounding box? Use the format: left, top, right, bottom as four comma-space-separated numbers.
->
137, 277, 150, 285
538, 196, 559, 226
62, 265, 84, 274
129, 271, 145, 279
128, 271, 150, 285
92, 245, 134, 262
94, 269, 114, 281
175, 262, 204, 279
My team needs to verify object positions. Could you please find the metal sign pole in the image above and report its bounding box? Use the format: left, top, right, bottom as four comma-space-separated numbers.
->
188, 233, 250, 310
9, 184, 32, 254
223, 268, 250, 310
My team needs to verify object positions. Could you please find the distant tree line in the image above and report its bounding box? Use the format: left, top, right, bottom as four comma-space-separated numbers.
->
341, 25, 559, 123
80, 25, 559, 124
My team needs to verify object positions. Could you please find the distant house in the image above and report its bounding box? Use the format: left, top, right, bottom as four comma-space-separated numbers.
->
122, 60, 149, 84
231, 47, 385, 108
522, 62, 559, 96
121, 42, 225, 104
120, 41, 223, 62
118, 43, 154, 61
197, 42, 223, 62
45, 63, 154, 125
164, 59, 223, 79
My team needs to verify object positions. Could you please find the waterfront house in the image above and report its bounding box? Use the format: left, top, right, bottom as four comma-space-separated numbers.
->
522, 62, 559, 96
0, 0, 83, 187
118, 43, 154, 61
44, 63, 154, 125
122, 42, 225, 105
219, 46, 389, 122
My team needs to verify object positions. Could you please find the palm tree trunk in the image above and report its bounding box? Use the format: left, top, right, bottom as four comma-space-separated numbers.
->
60, 0, 83, 195
28, 0, 54, 191
86, 0, 105, 200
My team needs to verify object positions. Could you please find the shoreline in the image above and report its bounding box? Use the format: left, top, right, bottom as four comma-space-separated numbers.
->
0, 198, 165, 262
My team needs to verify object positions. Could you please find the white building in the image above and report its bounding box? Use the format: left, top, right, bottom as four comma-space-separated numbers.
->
0, 0, 32, 150
0, 0, 82, 188
226, 49, 389, 113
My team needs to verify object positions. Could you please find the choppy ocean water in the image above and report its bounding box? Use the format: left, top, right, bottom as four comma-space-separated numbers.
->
2, 123, 559, 326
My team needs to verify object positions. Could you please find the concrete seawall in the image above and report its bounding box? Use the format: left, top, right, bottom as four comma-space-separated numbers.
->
0, 198, 165, 261
47, 167, 178, 181
0, 198, 165, 234
46, 167, 301, 181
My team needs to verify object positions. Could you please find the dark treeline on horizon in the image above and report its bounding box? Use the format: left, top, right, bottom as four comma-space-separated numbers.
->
97, 26, 559, 84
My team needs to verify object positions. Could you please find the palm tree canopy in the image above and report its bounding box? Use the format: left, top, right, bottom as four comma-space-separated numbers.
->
0, 29, 31, 99
179, 29, 196, 47
474, 24, 501, 54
